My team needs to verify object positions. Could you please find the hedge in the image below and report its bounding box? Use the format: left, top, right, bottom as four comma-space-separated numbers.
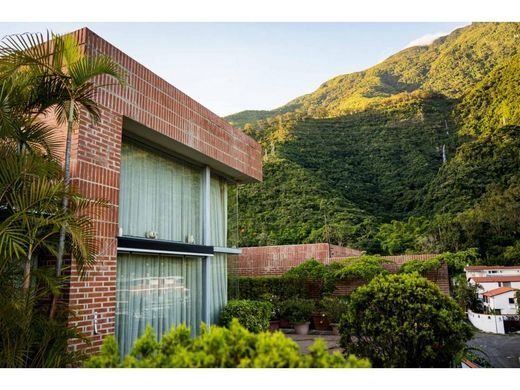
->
85, 319, 371, 368
228, 276, 312, 300
220, 300, 273, 332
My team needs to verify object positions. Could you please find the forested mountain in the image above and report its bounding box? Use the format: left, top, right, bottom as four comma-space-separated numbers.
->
226, 22, 520, 264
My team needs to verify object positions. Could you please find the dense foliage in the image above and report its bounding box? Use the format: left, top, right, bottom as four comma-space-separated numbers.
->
226, 23, 520, 264
85, 319, 371, 368
339, 273, 473, 368
0, 31, 123, 367
332, 255, 391, 282
220, 300, 273, 333
228, 276, 311, 300
283, 259, 336, 294
318, 296, 349, 324
279, 299, 315, 324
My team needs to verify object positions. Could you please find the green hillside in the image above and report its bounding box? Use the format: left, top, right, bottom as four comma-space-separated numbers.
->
225, 22, 520, 263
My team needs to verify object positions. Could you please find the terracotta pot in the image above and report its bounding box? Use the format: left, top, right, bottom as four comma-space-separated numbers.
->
311, 314, 330, 331
330, 323, 340, 335
279, 319, 291, 329
269, 320, 280, 332
293, 322, 310, 335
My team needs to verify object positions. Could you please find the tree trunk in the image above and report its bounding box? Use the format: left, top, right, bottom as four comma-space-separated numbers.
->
50, 100, 74, 319
22, 250, 32, 298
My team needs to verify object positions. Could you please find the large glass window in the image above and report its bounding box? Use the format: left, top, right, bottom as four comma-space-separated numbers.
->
119, 141, 202, 244
115, 253, 203, 357
210, 176, 227, 247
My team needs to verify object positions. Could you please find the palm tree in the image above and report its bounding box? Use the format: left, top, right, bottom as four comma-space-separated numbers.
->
0, 31, 125, 316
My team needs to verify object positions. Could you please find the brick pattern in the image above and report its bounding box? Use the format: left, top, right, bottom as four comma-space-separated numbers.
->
67, 108, 122, 354
237, 244, 362, 276
60, 28, 261, 354
77, 28, 262, 182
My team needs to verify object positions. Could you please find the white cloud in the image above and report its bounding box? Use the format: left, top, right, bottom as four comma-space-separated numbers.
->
404, 31, 450, 49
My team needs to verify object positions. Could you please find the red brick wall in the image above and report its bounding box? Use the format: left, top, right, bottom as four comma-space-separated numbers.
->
60, 28, 261, 354
80, 28, 262, 182
236, 244, 362, 276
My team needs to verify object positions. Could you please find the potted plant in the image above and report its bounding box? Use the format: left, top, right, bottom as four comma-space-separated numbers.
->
260, 293, 282, 331
311, 308, 330, 331
280, 298, 315, 335
320, 296, 348, 335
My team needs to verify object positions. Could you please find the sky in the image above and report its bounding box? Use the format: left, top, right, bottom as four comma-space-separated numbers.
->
0, 22, 468, 117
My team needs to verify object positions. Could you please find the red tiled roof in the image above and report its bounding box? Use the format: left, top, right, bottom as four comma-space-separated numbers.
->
465, 265, 520, 271
471, 276, 520, 283
482, 287, 518, 297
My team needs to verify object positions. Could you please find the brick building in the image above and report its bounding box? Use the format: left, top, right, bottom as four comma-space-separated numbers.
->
57, 28, 262, 356
235, 245, 449, 295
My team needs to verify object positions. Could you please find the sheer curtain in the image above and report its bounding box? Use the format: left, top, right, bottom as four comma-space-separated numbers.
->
210, 176, 228, 324
116, 253, 203, 357
119, 142, 202, 244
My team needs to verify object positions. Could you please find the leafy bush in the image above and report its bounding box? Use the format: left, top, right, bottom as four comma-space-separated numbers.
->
85, 319, 371, 368
452, 274, 484, 312
283, 259, 336, 295
332, 255, 391, 282
280, 299, 315, 325
399, 258, 442, 275
319, 296, 349, 324
228, 276, 311, 300
220, 300, 273, 333
339, 273, 473, 368
434, 249, 480, 275
259, 293, 281, 320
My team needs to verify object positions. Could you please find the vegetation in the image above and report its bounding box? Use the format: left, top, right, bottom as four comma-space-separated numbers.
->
399, 257, 442, 275
85, 319, 370, 368
220, 300, 273, 333
226, 23, 520, 264
228, 276, 311, 300
0, 30, 118, 366
283, 259, 336, 295
279, 299, 315, 325
332, 255, 391, 282
452, 274, 484, 313
319, 296, 349, 324
339, 273, 473, 367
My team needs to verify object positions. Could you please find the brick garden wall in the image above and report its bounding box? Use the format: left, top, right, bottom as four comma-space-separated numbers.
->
236, 247, 450, 295
237, 243, 363, 276
60, 28, 261, 354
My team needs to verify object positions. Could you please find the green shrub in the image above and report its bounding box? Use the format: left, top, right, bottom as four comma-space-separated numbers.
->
283, 259, 337, 295
259, 293, 282, 320
280, 299, 315, 325
339, 273, 473, 368
332, 255, 392, 282
319, 296, 349, 323
85, 319, 371, 368
220, 300, 273, 333
228, 276, 311, 300
399, 258, 442, 275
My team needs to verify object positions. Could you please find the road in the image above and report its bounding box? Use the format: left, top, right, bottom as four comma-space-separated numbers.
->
467, 331, 520, 368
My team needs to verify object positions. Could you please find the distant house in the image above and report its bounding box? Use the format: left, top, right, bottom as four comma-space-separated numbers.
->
482, 287, 518, 315
465, 265, 520, 279
465, 265, 520, 316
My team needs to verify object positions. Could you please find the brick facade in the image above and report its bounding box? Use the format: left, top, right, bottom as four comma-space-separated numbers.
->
59, 28, 261, 354
235, 246, 450, 295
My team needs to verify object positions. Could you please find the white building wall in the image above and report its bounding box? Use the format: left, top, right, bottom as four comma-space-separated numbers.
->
472, 281, 520, 296
467, 310, 505, 334
489, 293, 518, 315
465, 268, 520, 278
